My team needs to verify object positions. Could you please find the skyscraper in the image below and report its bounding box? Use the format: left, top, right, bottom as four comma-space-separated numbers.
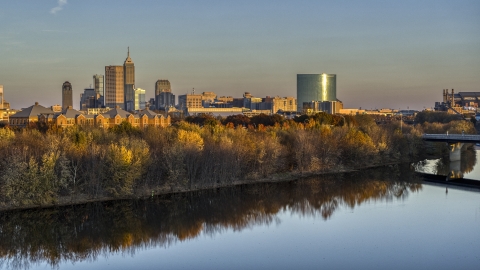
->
124, 47, 135, 111
155, 79, 171, 95
93, 74, 104, 96
155, 80, 175, 110
62, 81, 73, 109
297, 74, 336, 112
80, 88, 101, 110
105, 65, 124, 109
93, 74, 104, 105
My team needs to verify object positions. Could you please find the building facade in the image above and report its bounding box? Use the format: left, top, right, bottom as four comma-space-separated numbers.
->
9, 102, 55, 127
134, 88, 146, 110
124, 48, 135, 111
297, 74, 336, 112
435, 89, 480, 113
93, 74, 104, 106
178, 94, 203, 109
303, 100, 343, 114
105, 65, 124, 109
80, 88, 101, 110
155, 79, 171, 95
155, 80, 175, 110
157, 92, 175, 110
0, 85, 3, 109
38, 106, 171, 129
62, 81, 73, 110
272, 96, 297, 112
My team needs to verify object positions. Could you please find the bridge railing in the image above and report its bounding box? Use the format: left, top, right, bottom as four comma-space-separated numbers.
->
422, 133, 480, 141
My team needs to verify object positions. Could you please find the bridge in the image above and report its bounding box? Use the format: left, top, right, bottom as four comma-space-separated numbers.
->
421, 133, 480, 181
422, 134, 480, 143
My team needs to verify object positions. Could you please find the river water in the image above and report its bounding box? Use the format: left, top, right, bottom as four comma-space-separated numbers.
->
1, 166, 479, 270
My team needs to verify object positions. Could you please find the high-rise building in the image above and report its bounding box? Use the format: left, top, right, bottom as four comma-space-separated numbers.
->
155, 80, 175, 110
157, 92, 175, 110
134, 88, 146, 110
93, 74, 104, 104
105, 65, 124, 109
124, 48, 135, 111
0, 85, 3, 109
80, 88, 101, 110
155, 80, 171, 95
297, 74, 336, 112
62, 81, 73, 110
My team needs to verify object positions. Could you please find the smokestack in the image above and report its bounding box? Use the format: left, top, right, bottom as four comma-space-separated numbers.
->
451, 89, 455, 107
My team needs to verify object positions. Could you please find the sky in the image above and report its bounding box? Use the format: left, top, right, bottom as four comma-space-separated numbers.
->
0, 0, 479, 110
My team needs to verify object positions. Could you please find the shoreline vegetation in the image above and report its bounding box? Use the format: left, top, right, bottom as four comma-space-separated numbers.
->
0, 111, 475, 211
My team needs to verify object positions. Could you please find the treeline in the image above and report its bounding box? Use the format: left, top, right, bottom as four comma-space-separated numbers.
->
0, 113, 475, 208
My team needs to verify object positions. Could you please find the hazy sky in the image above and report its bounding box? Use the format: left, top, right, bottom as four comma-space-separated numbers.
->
0, 0, 479, 110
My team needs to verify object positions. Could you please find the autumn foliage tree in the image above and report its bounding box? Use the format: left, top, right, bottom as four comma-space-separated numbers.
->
0, 111, 458, 209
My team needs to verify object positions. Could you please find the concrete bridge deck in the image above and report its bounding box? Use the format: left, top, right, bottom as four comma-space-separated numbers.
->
422, 134, 480, 143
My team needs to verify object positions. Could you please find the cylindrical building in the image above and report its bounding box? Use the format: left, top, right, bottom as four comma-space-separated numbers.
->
297, 74, 336, 112
62, 81, 73, 110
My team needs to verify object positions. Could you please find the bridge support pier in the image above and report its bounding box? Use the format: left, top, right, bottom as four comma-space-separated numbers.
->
449, 142, 463, 162
448, 142, 464, 179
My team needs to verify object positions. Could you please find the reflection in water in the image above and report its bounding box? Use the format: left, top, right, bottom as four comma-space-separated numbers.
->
0, 166, 421, 269
415, 144, 477, 179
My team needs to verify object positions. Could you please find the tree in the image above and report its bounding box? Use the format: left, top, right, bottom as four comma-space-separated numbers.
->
223, 114, 251, 127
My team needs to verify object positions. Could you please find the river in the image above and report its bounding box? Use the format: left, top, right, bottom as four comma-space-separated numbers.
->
0, 165, 479, 269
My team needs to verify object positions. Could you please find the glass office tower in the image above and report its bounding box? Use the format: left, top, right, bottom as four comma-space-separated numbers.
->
297, 74, 336, 112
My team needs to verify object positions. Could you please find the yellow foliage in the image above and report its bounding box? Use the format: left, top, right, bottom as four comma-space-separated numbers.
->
177, 130, 204, 150
0, 128, 15, 141
344, 129, 375, 150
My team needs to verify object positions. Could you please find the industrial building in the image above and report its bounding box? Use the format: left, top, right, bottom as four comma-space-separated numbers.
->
434, 89, 479, 114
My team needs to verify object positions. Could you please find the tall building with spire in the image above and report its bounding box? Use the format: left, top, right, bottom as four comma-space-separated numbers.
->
62, 81, 73, 109
124, 47, 135, 111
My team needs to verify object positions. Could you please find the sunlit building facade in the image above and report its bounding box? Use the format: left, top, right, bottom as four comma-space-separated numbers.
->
271, 96, 297, 113
303, 100, 343, 114
134, 88, 146, 110
105, 65, 124, 109
297, 74, 336, 112
124, 48, 135, 111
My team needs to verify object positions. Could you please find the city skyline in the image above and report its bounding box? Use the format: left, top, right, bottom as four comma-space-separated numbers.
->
0, 0, 479, 110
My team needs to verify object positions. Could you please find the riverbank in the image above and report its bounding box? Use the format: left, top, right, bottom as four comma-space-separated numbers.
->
0, 161, 412, 212
2, 112, 471, 212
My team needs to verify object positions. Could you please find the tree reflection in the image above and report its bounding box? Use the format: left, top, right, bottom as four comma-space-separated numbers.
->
416, 144, 477, 179
0, 166, 421, 269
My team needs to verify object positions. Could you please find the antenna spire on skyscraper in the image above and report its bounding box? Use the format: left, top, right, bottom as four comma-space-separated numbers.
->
128, 46, 130, 57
